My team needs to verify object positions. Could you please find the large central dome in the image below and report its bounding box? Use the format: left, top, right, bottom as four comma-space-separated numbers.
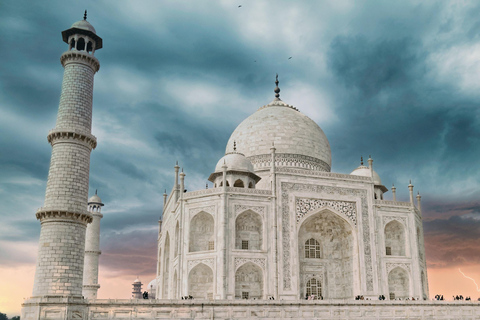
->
226, 89, 331, 172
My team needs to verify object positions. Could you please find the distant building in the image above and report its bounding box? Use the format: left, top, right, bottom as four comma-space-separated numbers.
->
132, 278, 143, 299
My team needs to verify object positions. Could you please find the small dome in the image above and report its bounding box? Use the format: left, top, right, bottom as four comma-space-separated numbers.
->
133, 278, 141, 284
215, 152, 254, 173
147, 279, 157, 290
88, 194, 102, 204
71, 20, 97, 34
350, 165, 382, 185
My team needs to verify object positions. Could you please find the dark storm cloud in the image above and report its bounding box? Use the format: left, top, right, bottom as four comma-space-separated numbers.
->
424, 214, 480, 268
2, 1, 480, 282
326, 32, 480, 196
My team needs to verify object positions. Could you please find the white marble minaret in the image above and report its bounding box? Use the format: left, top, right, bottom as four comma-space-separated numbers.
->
83, 190, 104, 299
31, 12, 102, 298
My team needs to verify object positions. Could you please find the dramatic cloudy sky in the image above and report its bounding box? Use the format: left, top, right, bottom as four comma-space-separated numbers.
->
1, 0, 480, 315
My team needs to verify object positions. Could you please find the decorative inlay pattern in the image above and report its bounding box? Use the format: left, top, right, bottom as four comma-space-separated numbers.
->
276, 167, 371, 181
234, 205, 265, 217
386, 263, 411, 273
281, 182, 373, 292
225, 187, 272, 195
187, 258, 215, 273
234, 257, 266, 270
248, 153, 331, 172
189, 206, 215, 218
383, 216, 407, 227
296, 198, 357, 225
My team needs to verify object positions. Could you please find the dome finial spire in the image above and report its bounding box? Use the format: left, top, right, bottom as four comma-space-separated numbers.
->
360, 156, 363, 166
95, 189, 97, 195
274, 74, 281, 100
84, 10, 87, 21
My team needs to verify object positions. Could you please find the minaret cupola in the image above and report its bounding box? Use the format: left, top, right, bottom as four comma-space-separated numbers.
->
62, 10, 103, 54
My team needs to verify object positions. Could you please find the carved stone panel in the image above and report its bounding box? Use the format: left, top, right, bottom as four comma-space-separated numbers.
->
234, 204, 265, 217
188, 258, 215, 273
234, 257, 266, 270
189, 206, 215, 218
296, 198, 357, 225
386, 263, 411, 274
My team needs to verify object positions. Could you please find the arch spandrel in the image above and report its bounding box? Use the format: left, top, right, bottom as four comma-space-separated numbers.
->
295, 198, 358, 228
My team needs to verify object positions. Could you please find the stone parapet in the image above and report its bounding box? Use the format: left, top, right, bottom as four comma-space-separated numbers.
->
47, 129, 97, 150
35, 208, 92, 224
60, 51, 100, 72
21, 299, 480, 320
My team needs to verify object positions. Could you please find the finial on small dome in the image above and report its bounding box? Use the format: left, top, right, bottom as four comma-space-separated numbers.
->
274, 74, 281, 100
206, 183, 208, 189
234, 141, 237, 151
84, 10, 87, 21
95, 189, 97, 195
360, 156, 363, 166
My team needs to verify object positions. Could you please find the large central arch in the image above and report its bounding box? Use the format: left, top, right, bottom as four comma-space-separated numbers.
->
298, 209, 355, 299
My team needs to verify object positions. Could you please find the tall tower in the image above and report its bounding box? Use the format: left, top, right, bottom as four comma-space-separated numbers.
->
83, 191, 105, 299
132, 278, 143, 299
31, 12, 102, 298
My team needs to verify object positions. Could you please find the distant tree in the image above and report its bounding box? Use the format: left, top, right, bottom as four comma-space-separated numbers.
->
0, 313, 7, 320
11, 316, 20, 320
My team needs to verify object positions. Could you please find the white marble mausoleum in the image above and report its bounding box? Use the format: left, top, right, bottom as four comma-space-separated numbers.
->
156, 75, 429, 302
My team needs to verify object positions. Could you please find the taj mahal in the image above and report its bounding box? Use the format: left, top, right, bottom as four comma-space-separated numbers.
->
21, 14, 480, 320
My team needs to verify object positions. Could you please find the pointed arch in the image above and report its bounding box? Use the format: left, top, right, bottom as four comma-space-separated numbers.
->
189, 212, 215, 252
388, 267, 409, 300
385, 220, 406, 256
77, 37, 85, 51
174, 221, 180, 258
234, 179, 244, 188
173, 270, 178, 299
235, 210, 263, 250
235, 262, 263, 299
188, 263, 213, 299
163, 232, 170, 298
298, 209, 354, 299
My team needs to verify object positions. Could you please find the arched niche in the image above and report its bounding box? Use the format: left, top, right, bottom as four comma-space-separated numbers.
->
234, 179, 244, 188
157, 249, 161, 276
77, 37, 85, 51
235, 262, 263, 299
421, 270, 427, 299
235, 210, 263, 250
163, 233, 170, 297
298, 210, 354, 299
385, 220, 406, 256
189, 212, 215, 252
174, 221, 179, 258
173, 270, 178, 299
388, 267, 409, 300
188, 263, 213, 299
